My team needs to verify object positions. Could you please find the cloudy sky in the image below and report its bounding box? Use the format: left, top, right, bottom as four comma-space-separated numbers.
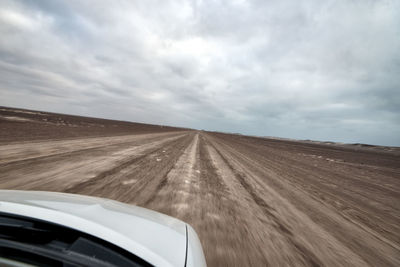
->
0, 0, 399, 146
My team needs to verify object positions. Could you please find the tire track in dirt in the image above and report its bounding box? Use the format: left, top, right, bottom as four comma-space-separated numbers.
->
0, 139, 148, 170
207, 132, 399, 266
0, 132, 182, 165
64, 153, 149, 194
218, 133, 400, 213
211, 133, 400, 250
205, 136, 355, 267
0, 133, 187, 191
144, 133, 201, 217
144, 133, 253, 266
195, 134, 245, 266
218, 135, 400, 248
242, 137, 400, 215
201, 136, 296, 266
68, 133, 194, 204
123, 132, 195, 205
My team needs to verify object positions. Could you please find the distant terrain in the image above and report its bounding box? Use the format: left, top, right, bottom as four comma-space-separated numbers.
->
0, 106, 184, 142
1, 106, 399, 266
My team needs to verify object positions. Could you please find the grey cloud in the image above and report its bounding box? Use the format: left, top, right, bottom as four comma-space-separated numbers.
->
0, 0, 399, 145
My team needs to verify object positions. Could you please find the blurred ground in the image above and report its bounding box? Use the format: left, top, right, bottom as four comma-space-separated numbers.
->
1, 107, 399, 266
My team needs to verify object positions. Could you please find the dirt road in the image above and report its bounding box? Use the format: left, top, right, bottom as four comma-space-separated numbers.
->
1, 130, 399, 266
0, 108, 399, 266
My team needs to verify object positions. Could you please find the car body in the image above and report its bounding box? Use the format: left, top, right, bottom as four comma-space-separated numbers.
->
0, 190, 206, 267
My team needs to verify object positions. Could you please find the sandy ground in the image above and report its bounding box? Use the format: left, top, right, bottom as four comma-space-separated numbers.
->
0, 107, 399, 266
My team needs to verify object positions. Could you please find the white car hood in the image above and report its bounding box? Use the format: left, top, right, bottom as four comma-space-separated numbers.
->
0, 190, 187, 267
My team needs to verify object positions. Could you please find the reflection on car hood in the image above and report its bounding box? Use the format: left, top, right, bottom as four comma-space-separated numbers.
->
0, 190, 187, 267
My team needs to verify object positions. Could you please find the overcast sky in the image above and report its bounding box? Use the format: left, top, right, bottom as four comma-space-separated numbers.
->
0, 0, 399, 146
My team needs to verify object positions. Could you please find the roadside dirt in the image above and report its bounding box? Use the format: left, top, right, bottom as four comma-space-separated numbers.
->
0, 106, 185, 143
1, 107, 399, 266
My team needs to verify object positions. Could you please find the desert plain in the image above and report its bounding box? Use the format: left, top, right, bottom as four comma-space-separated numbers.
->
0, 106, 399, 266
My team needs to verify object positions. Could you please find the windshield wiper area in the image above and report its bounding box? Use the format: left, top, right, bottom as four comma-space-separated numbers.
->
0, 212, 152, 267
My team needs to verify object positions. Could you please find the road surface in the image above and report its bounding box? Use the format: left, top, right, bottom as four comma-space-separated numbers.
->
1, 128, 399, 266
